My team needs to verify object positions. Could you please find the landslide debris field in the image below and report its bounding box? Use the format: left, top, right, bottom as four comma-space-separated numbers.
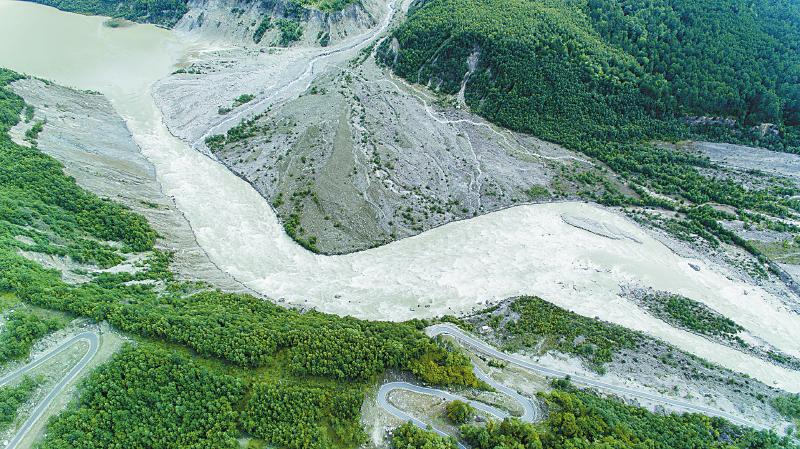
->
4, 0, 796, 394
144, 2, 800, 396
196, 56, 594, 254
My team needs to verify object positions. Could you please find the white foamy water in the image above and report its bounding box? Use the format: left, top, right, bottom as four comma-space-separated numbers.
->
1, 0, 799, 392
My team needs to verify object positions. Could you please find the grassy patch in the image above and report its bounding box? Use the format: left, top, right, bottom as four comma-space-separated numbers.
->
636, 291, 743, 340
750, 238, 800, 264
486, 296, 641, 372
0, 292, 19, 313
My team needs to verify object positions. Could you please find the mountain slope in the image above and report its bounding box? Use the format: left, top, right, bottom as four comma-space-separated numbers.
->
379, 0, 800, 149
582, 0, 800, 125
380, 0, 659, 145
378, 0, 800, 287
27, 0, 189, 26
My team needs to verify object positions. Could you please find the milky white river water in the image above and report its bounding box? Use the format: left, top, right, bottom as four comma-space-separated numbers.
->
1, 0, 799, 391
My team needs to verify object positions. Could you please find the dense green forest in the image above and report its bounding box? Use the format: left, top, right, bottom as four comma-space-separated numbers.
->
37, 345, 245, 449
378, 0, 800, 258
27, 0, 188, 26
0, 376, 40, 430
380, 0, 662, 144
379, 0, 800, 140
0, 309, 63, 363
0, 68, 475, 449
242, 382, 368, 448
582, 0, 800, 126
397, 380, 798, 449
11, 281, 477, 385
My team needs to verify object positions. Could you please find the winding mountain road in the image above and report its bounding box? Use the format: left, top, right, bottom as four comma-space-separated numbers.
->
378, 359, 541, 446
379, 323, 766, 445
426, 323, 763, 429
0, 331, 99, 449
378, 381, 511, 449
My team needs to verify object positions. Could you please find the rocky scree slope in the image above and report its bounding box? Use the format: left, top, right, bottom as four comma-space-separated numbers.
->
26, 0, 385, 48
203, 57, 609, 254
176, 0, 382, 47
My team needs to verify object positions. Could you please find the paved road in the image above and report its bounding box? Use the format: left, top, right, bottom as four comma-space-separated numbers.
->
378, 381, 509, 449
0, 332, 100, 449
470, 365, 539, 422
377, 345, 541, 445
426, 323, 764, 430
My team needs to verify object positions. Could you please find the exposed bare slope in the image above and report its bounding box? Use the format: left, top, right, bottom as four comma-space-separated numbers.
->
175, 0, 382, 46
208, 58, 599, 253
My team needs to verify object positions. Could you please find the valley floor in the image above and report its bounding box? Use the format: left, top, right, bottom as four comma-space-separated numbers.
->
1, 1, 800, 446
2, 0, 798, 393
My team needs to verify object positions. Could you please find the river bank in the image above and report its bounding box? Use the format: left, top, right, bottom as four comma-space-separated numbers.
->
8, 77, 247, 291
1, 0, 799, 393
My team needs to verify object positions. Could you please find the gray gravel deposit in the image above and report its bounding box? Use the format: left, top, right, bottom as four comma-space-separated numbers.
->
197, 57, 590, 253
693, 141, 800, 185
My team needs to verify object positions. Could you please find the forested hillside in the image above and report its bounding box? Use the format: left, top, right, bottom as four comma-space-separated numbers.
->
381, 0, 659, 144
379, 0, 800, 150
26, 0, 189, 26
465, 379, 797, 449
583, 0, 800, 126
379, 0, 800, 262
38, 345, 245, 449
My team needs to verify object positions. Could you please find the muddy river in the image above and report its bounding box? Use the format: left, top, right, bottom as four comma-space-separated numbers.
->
1, 0, 799, 391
